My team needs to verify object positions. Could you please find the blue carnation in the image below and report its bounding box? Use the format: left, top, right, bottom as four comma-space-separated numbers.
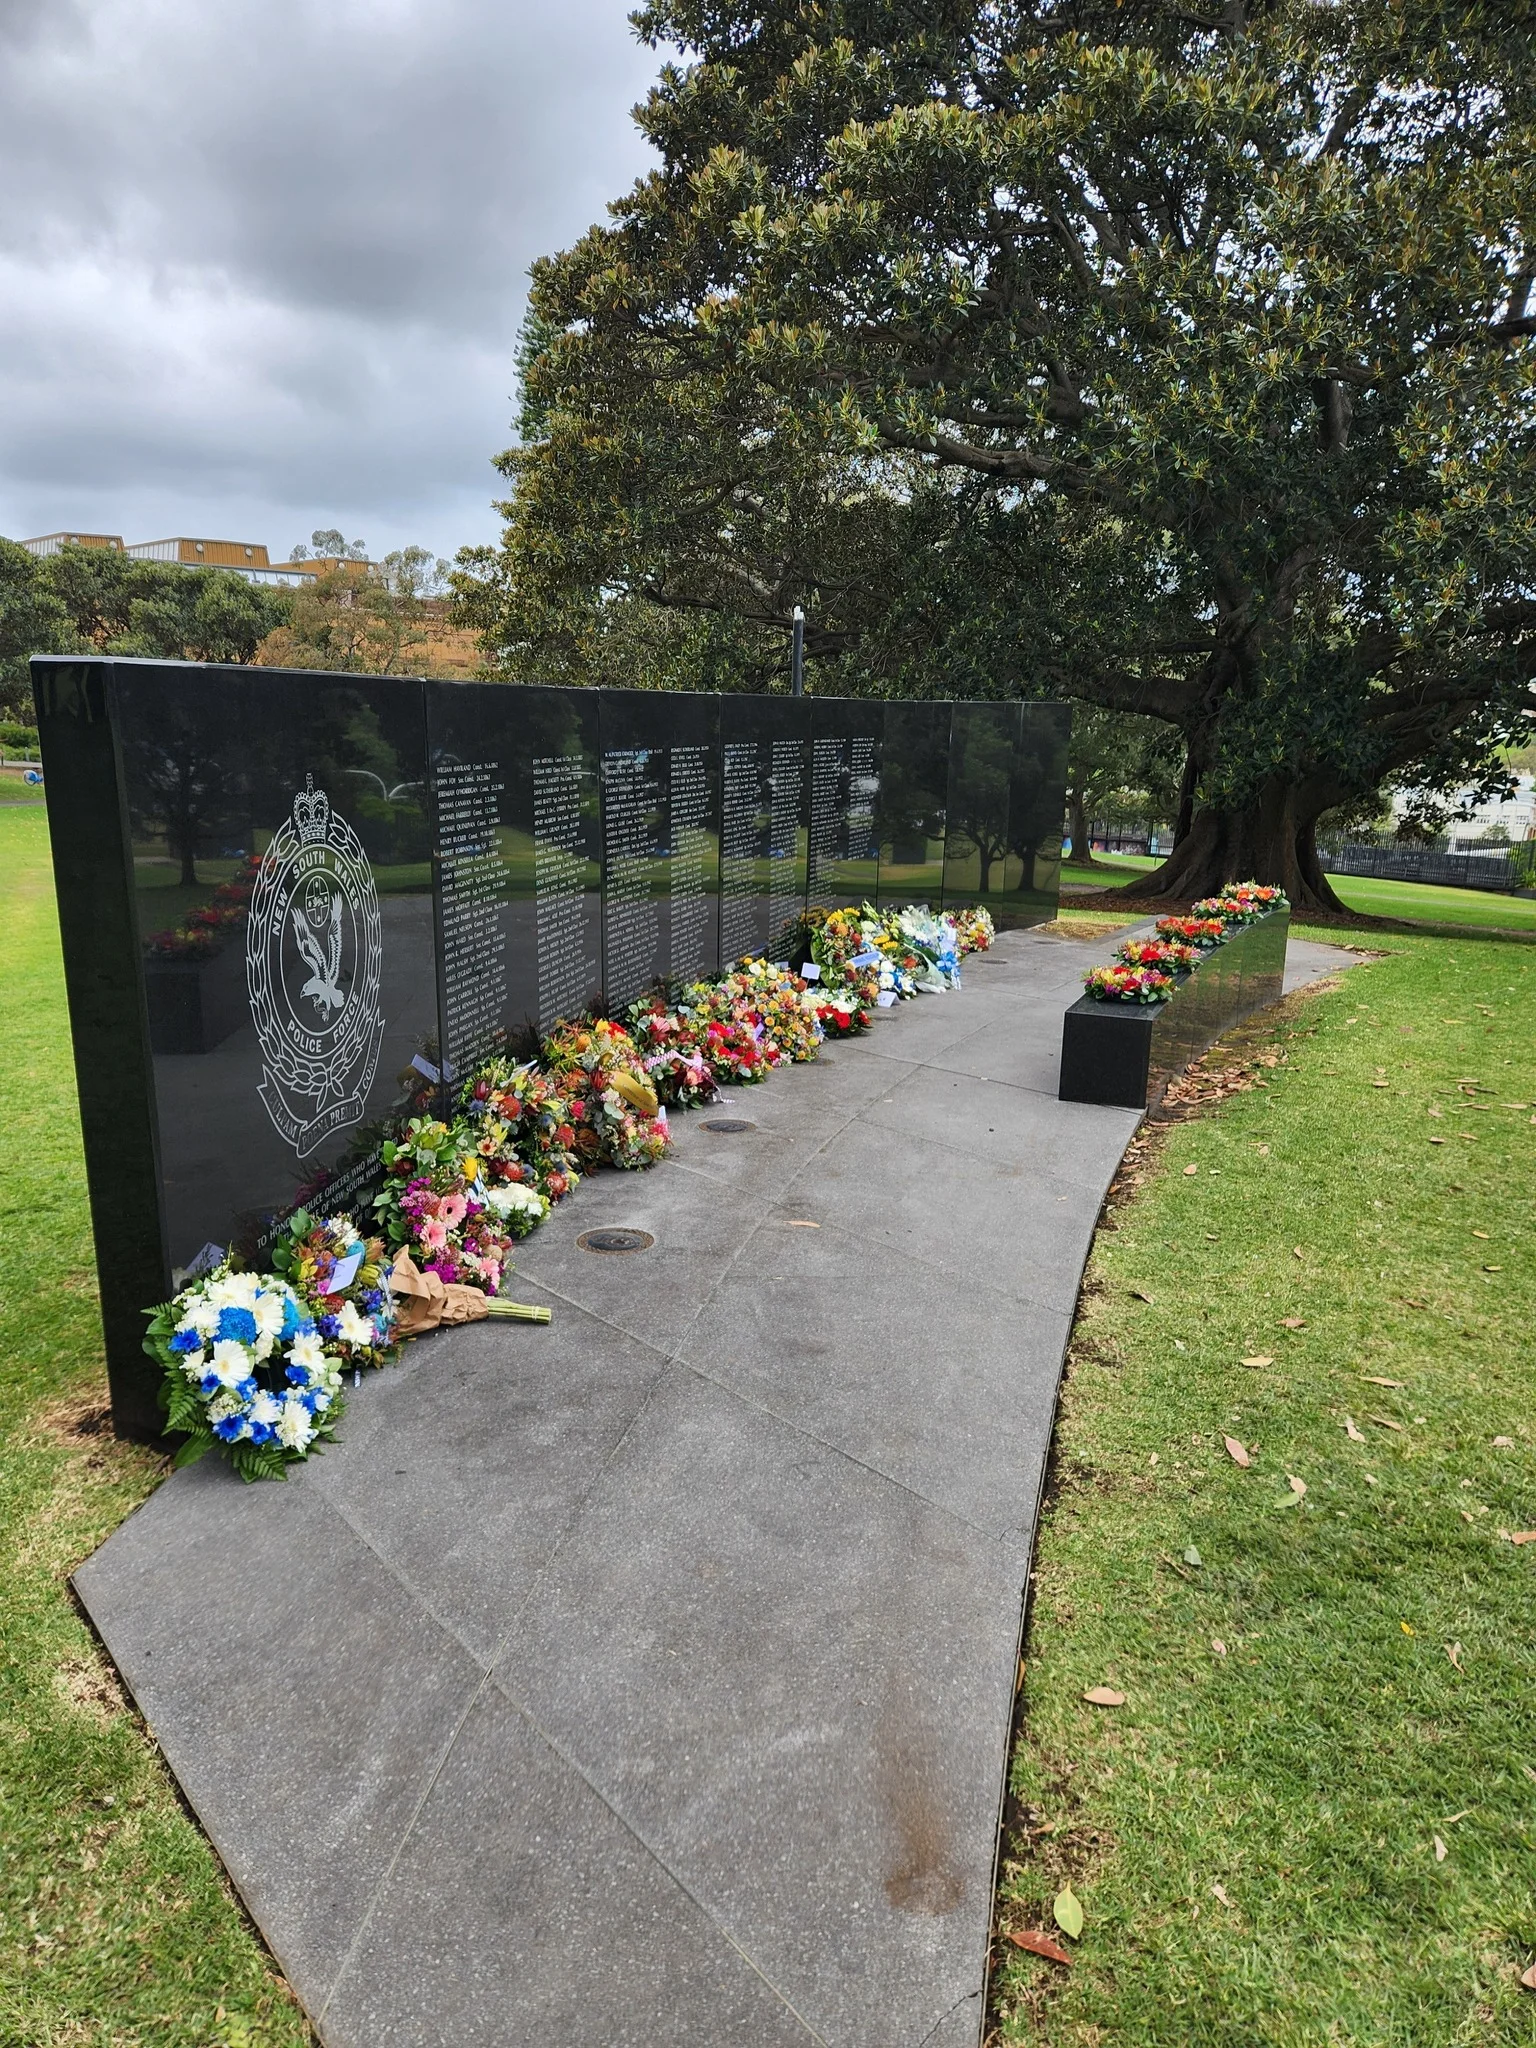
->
299, 1388, 322, 1414
285, 1362, 312, 1387
318, 1313, 341, 1338
248, 1420, 275, 1446
280, 1295, 303, 1337
170, 1328, 202, 1353
212, 1414, 246, 1442
216, 1305, 258, 1345
234, 1376, 258, 1403
295, 1316, 317, 1339
199, 1370, 221, 1396
363, 1289, 385, 1312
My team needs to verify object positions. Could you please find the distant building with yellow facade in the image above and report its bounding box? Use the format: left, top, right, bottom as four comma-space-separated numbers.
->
22, 532, 315, 588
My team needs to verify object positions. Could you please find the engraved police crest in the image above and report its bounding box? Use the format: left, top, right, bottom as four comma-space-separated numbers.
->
246, 776, 385, 1157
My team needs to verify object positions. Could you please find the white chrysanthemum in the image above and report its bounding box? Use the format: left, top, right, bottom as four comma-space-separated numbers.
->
252, 1291, 286, 1341
275, 1398, 316, 1452
207, 1271, 258, 1309
286, 1329, 326, 1373
335, 1301, 373, 1345
206, 1390, 246, 1425
184, 1299, 221, 1340
248, 1389, 283, 1428
210, 1339, 252, 1389
178, 1350, 207, 1381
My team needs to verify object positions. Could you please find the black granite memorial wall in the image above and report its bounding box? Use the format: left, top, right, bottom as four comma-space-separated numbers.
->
718, 694, 810, 965
33, 655, 1070, 1437
876, 701, 950, 910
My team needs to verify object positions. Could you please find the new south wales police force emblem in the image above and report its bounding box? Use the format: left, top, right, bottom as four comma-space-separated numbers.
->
246, 775, 385, 1158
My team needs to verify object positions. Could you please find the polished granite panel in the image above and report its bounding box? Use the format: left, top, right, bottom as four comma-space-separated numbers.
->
494, 1365, 1026, 2048
426, 680, 602, 1047
808, 697, 884, 905
1002, 704, 1070, 926
943, 701, 1022, 924
877, 700, 951, 909
324, 1683, 818, 2048
600, 689, 722, 1004
718, 694, 811, 966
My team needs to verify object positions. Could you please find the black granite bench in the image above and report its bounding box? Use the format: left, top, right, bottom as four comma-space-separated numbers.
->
1058, 906, 1290, 1110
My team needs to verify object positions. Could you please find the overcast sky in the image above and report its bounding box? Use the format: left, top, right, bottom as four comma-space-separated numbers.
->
0, 0, 659, 563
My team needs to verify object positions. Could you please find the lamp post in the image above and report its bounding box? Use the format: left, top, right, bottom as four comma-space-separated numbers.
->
790, 604, 805, 698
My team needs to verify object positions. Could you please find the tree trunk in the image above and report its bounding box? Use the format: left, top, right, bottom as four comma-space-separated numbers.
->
1067, 789, 1088, 860
1125, 775, 1348, 912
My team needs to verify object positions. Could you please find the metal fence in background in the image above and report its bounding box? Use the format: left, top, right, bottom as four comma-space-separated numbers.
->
1321, 843, 1529, 893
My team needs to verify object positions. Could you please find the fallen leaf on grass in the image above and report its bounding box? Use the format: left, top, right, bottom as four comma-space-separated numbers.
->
1363, 1376, 1405, 1387
1183, 1546, 1203, 1567
1082, 1687, 1125, 1707
1241, 1354, 1274, 1368
1053, 1885, 1085, 1940
1280, 1317, 1307, 1330
1401, 1621, 1416, 1637
1223, 1436, 1252, 1468
1183, 1164, 1199, 1176
1493, 1436, 1515, 1448
1472, 1230, 1491, 1240
1292, 1245, 1305, 1259
1211, 1882, 1234, 1908
1521, 1764, 1536, 1787
1437, 1809, 1472, 1825
1369, 1415, 1405, 1431
1286, 1474, 1307, 1498
1008, 1930, 1072, 1967
1521, 1960, 1536, 1991
1130, 1289, 1154, 1304
1211, 1638, 1227, 1657
1433, 1835, 1447, 1863
1429, 1136, 1446, 1144
1509, 1532, 1536, 1546
1345, 1417, 1366, 1442
1446, 1643, 1464, 1671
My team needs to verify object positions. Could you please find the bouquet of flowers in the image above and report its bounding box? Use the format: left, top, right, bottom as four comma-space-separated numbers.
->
145, 1266, 345, 1481
1217, 881, 1289, 922
1114, 937, 1199, 975
542, 1018, 671, 1170
816, 991, 872, 1038
625, 992, 721, 1108
373, 1116, 526, 1295
725, 958, 823, 1062
1082, 961, 1175, 1004
805, 908, 882, 1005
862, 903, 959, 993
461, 1054, 582, 1203
1154, 916, 1227, 949
144, 853, 262, 961
270, 1210, 396, 1372
950, 905, 996, 955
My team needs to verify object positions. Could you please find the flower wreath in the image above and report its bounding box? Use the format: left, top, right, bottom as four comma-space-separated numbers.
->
145, 1267, 345, 1481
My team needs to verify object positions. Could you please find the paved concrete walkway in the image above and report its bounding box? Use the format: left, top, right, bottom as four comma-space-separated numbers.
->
75, 926, 1354, 2047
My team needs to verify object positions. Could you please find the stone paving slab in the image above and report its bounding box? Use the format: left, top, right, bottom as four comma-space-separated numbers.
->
73, 925, 1358, 2046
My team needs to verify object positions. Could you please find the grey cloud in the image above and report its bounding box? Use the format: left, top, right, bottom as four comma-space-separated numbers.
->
0, 0, 658, 557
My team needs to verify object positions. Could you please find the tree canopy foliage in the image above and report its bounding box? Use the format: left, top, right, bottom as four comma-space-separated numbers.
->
0, 542, 291, 720
464, 0, 1536, 903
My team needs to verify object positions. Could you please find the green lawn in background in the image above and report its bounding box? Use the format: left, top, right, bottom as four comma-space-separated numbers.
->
0, 806, 311, 2046
995, 930, 1536, 2044
1327, 870, 1536, 934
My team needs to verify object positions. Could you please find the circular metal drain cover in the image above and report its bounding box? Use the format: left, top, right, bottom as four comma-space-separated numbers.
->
577, 1228, 655, 1255
700, 1117, 756, 1135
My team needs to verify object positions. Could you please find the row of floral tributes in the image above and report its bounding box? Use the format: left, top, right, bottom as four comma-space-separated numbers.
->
1081, 882, 1289, 1004
147, 902, 997, 1480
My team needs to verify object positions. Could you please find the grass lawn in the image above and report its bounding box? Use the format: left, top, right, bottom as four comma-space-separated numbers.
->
1062, 852, 1159, 890
994, 928, 1536, 2043
1327, 870, 1536, 936
0, 806, 311, 2046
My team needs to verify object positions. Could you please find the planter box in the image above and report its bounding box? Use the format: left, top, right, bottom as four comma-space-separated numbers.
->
144, 944, 249, 1056
1059, 907, 1290, 1110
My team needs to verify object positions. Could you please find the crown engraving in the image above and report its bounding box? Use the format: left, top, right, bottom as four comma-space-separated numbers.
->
293, 775, 330, 845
